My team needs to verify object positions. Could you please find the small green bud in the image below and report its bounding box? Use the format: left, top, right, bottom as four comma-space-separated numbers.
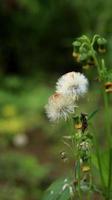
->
75, 132, 82, 139
97, 38, 107, 53
72, 41, 81, 53
78, 35, 90, 43
79, 53, 88, 62
81, 51, 95, 69
93, 36, 107, 53
79, 44, 90, 54
73, 41, 81, 47
97, 38, 107, 45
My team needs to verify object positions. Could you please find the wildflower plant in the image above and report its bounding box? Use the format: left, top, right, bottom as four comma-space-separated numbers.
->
43, 35, 112, 200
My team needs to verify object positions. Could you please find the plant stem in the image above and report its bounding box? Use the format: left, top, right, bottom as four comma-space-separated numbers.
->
93, 52, 112, 200
93, 128, 106, 192
106, 148, 112, 200
102, 73, 112, 200
91, 47, 101, 76
68, 117, 76, 156
90, 51, 106, 195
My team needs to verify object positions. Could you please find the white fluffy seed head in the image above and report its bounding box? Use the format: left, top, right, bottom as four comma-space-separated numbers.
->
45, 93, 76, 122
56, 71, 88, 97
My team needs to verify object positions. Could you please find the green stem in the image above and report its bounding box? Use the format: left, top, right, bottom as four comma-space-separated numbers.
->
91, 48, 112, 199
102, 72, 112, 200
77, 160, 82, 200
106, 148, 112, 200
93, 129, 106, 193
68, 117, 76, 156
91, 47, 101, 76
103, 91, 111, 145
89, 50, 106, 195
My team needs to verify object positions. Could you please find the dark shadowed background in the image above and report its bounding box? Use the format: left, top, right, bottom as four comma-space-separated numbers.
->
0, 0, 112, 199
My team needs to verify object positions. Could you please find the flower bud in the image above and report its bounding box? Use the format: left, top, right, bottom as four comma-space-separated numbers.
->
72, 52, 80, 62
75, 123, 82, 130
97, 38, 107, 46
72, 41, 82, 62
79, 53, 88, 62
82, 165, 90, 172
105, 82, 112, 93
79, 45, 89, 54
72, 41, 81, 53
93, 37, 107, 53
82, 52, 95, 69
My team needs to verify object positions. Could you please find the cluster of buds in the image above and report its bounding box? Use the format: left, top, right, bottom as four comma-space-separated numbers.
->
74, 113, 93, 190
72, 35, 107, 70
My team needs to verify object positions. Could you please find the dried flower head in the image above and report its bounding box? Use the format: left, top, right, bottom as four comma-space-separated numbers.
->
56, 72, 88, 97
45, 93, 76, 122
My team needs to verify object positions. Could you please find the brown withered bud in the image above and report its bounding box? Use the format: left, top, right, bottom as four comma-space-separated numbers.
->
105, 82, 112, 93
60, 151, 68, 162
80, 113, 88, 132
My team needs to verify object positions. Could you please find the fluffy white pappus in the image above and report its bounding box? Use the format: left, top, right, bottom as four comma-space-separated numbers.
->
45, 93, 76, 122
56, 71, 89, 97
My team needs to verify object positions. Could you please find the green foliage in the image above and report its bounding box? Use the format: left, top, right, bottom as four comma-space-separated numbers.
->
92, 151, 112, 190
44, 35, 112, 200
0, 152, 48, 200
0, 0, 112, 196
88, 109, 99, 121
0, 186, 25, 200
92, 150, 112, 200
0, 76, 53, 134
43, 177, 72, 200
0, 152, 47, 184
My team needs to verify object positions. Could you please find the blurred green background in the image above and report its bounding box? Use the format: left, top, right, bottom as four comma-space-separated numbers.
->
0, 0, 112, 199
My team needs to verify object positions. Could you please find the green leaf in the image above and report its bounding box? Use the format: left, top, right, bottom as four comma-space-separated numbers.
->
43, 177, 72, 200
92, 150, 112, 188
88, 109, 99, 121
